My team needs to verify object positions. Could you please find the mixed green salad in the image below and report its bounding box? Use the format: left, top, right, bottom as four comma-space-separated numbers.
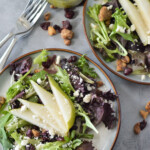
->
0, 50, 117, 150
88, 0, 150, 77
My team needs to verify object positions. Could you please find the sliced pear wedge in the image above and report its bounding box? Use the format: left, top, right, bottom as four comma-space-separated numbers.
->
11, 108, 52, 131
48, 76, 75, 130
30, 80, 68, 133
19, 99, 67, 136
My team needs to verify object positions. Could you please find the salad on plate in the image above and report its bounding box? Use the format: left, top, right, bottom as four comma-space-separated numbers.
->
87, 0, 150, 78
0, 50, 118, 150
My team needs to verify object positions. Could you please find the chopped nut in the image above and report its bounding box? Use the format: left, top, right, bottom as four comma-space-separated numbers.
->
134, 123, 141, 134
61, 29, 74, 40
145, 101, 150, 113
140, 110, 149, 119
64, 39, 71, 46
116, 59, 127, 72
48, 26, 56, 36
50, 5, 55, 9
121, 56, 130, 63
34, 69, 40, 73
32, 129, 40, 137
105, 19, 111, 26
0, 97, 5, 105
98, 6, 112, 22
44, 12, 51, 21
97, 81, 104, 87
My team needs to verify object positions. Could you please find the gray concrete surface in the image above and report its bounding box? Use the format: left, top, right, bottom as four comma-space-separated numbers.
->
0, 0, 150, 149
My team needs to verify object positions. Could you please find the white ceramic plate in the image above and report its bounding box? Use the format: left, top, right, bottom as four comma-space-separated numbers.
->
83, 0, 150, 84
0, 48, 120, 150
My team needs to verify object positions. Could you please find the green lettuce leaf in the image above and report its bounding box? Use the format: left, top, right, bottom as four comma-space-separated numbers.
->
0, 111, 12, 150
75, 103, 98, 134
76, 55, 98, 78
6, 70, 31, 101
33, 50, 49, 66
53, 66, 75, 95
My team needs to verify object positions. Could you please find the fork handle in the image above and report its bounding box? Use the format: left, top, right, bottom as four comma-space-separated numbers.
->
0, 32, 13, 48
0, 37, 17, 73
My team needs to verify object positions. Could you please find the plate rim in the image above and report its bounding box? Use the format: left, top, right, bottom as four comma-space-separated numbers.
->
0, 48, 121, 150
83, 0, 150, 85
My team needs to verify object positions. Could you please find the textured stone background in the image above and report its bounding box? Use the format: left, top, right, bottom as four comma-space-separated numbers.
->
0, 0, 150, 149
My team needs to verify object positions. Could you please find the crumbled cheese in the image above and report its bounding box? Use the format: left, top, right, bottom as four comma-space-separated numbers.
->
37, 78, 42, 84
83, 94, 92, 103
116, 26, 126, 33
80, 93, 83, 98
49, 129, 55, 138
21, 140, 28, 146
127, 28, 131, 34
130, 24, 136, 32
107, 5, 113, 10
21, 105, 27, 112
87, 84, 92, 91
56, 56, 61, 65
15, 145, 21, 150
141, 75, 146, 81
73, 90, 79, 97
36, 143, 43, 150
109, 24, 114, 30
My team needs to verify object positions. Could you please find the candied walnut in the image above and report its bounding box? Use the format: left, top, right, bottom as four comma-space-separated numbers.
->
140, 110, 149, 119
134, 122, 141, 134
48, 26, 56, 36
121, 56, 130, 63
145, 101, 150, 113
97, 81, 104, 87
0, 97, 5, 104
34, 69, 40, 73
32, 129, 40, 137
64, 39, 71, 46
116, 59, 127, 72
98, 6, 112, 22
50, 5, 55, 9
44, 12, 51, 21
61, 29, 74, 40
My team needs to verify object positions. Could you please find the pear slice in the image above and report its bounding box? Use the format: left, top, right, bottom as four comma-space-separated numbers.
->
11, 108, 52, 131
30, 80, 67, 133
19, 99, 67, 136
48, 76, 75, 130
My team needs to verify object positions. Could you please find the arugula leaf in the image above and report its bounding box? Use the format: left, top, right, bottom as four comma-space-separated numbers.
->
6, 70, 31, 101
76, 55, 98, 78
53, 66, 75, 95
87, 4, 110, 45
110, 8, 134, 42
0, 112, 12, 150
33, 50, 49, 66
75, 103, 98, 134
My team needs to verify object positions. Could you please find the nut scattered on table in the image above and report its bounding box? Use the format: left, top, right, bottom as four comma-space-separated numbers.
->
44, 12, 51, 21
61, 29, 74, 40
145, 101, 150, 113
64, 39, 71, 46
140, 110, 149, 119
134, 122, 141, 134
48, 26, 56, 36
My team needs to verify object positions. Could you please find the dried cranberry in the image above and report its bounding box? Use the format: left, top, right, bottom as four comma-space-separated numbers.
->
26, 144, 35, 150
68, 56, 78, 63
140, 120, 147, 130
10, 100, 21, 109
26, 129, 33, 138
41, 131, 51, 143
123, 67, 133, 76
40, 22, 50, 30
42, 58, 52, 68
64, 9, 75, 19
53, 25, 61, 33
62, 20, 72, 30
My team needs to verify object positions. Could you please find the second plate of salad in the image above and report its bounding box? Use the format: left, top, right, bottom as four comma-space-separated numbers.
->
83, 0, 150, 84
0, 48, 120, 150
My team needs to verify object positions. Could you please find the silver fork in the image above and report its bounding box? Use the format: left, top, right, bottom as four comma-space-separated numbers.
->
0, 0, 48, 73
